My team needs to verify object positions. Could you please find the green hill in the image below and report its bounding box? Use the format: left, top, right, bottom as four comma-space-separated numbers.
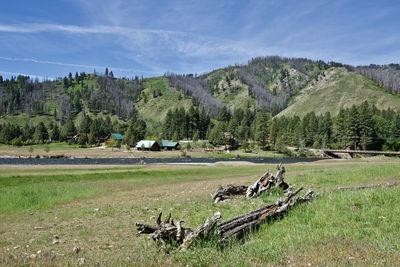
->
1, 56, 399, 128
277, 68, 400, 117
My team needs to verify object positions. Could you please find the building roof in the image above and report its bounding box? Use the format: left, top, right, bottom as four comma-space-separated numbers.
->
135, 140, 158, 148
110, 133, 124, 140
160, 140, 179, 147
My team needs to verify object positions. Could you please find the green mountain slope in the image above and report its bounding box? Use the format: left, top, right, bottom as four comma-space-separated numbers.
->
134, 77, 193, 133
1, 57, 399, 129
277, 68, 400, 117
205, 68, 255, 111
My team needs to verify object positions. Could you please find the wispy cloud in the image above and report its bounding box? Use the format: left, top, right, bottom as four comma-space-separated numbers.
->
0, 23, 184, 37
0, 56, 161, 74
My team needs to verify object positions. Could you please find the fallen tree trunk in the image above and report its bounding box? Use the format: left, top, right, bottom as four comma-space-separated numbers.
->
136, 187, 316, 250
219, 188, 315, 242
213, 185, 248, 203
136, 212, 221, 250
332, 181, 400, 192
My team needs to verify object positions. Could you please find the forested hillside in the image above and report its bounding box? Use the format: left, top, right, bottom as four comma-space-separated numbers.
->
1, 56, 399, 150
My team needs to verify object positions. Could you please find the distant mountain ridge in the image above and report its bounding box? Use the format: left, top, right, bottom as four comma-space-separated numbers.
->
0, 56, 399, 129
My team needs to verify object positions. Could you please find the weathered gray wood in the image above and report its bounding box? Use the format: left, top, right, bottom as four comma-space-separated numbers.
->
213, 185, 248, 203
180, 212, 221, 251
219, 187, 315, 242
136, 165, 316, 251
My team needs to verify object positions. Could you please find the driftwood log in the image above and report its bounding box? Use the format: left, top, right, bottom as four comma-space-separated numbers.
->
219, 187, 315, 242
136, 212, 221, 250
136, 187, 315, 250
213, 163, 290, 203
213, 185, 248, 203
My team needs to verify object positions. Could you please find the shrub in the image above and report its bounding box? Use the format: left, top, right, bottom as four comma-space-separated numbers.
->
11, 137, 23, 147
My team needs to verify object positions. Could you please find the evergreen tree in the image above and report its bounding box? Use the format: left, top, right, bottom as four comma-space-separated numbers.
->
22, 123, 33, 142
88, 119, 101, 145
255, 111, 270, 149
103, 116, 113, 135
49, 123, 60, 142
334, 108, 349, 148
268, 119, 278, 145
217, 106, 231, 122
192, 130, 200, 142
34, 122, 48, 144
63, 76, 69, 88
125, 112, 147, 147
79, 115, 92, 144
208, 122, 227, 146
358, 101, 373, 150
394, 114, 400, 139
61, 120, 77, 140
346, 105, 360, 149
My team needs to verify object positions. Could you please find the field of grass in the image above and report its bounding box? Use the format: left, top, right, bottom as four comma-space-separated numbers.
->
278, 68, 400, 117
0, 143, 286, 159
0, 158, 399, 266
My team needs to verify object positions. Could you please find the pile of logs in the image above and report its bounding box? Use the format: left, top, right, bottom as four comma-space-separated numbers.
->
136, 187, 316, 250
213, 163, 290, 203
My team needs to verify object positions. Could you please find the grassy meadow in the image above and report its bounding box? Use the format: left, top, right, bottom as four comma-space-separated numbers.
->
0, 158, 399, 266
0, 143, 286, 159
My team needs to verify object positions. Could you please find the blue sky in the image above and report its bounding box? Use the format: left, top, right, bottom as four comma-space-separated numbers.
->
0, 0, 399, 79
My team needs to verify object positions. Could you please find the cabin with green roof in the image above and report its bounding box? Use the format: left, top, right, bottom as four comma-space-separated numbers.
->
105, 133, 125, 145
160, 140, 180, 150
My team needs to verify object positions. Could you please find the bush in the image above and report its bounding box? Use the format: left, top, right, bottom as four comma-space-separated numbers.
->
11, 137, 23, 147
383, 140, 400, 151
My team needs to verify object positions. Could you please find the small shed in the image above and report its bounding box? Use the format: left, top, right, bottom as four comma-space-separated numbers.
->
135, 140, 161, 151
106, 133, 124, 143
105, 133, 125, 145
160, 140, 180, 150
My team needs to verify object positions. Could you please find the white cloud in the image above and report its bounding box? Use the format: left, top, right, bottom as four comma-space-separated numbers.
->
0, 56, 161, 74
0, 23, 184, 36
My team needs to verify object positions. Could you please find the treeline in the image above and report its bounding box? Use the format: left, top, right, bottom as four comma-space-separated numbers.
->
202, 101, 400, 151
162, 106, 211, 140
267, 102, 400, 151
0, 110, 146, 147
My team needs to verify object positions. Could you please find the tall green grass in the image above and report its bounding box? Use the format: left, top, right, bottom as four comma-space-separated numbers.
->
175, 187, 400, 266
0, 165, 266, 214
1, 162, 399, 215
